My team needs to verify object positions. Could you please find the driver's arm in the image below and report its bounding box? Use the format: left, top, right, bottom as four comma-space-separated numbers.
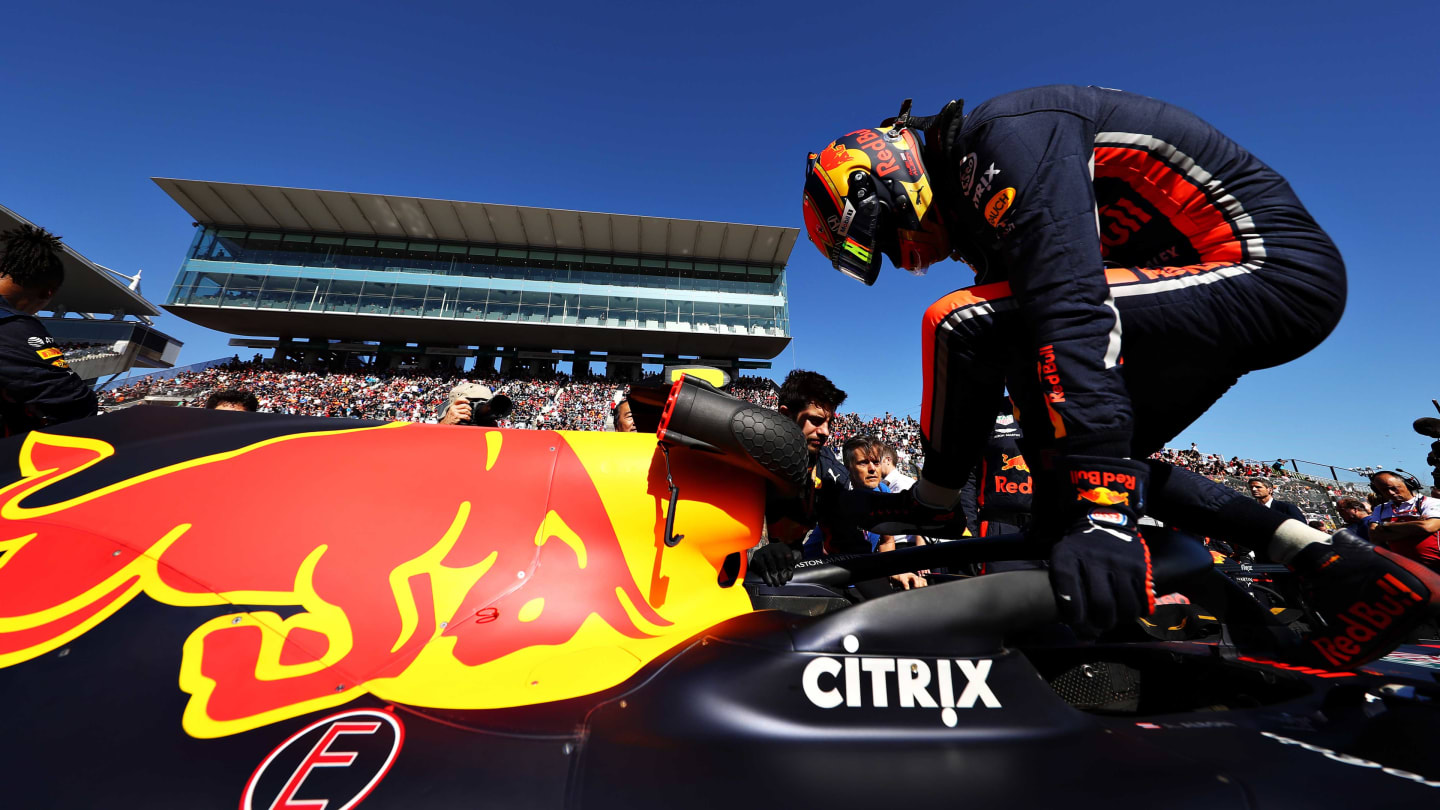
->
977, 109, 1133, 458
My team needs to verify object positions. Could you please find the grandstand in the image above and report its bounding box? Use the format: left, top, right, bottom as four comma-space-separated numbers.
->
102, 360, 1371, 525
0, 202, 182, 384
153, 180, 796, 380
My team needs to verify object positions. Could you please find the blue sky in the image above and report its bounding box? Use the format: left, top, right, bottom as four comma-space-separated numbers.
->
2, 1, 1435, 476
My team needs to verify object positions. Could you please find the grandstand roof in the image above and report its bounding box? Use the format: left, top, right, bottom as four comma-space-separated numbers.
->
152, 179, 800, 266
0, 203, 159, 317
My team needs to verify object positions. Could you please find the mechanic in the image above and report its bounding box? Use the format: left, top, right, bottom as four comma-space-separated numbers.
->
801, 84, 1440, 666
750, 369, 848, 586
959, 406, 1033, 539
0, 225, 98, 437
957, 405, 1042, 576
1368, 471, 1440, 571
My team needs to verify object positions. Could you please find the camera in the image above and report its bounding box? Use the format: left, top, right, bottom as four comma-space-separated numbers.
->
466, 394, 512, 427
1415, 417, 1440, 488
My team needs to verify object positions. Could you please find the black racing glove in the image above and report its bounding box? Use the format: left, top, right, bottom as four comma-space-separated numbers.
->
1047, 456, 1154, 636
751, 542, 800, 587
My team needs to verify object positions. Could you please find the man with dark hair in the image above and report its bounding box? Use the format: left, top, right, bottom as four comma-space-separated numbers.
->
611, 397, 636, 432
0, 225, 97, 436
1249, 477, 1305, 523
204, 389, 259, 412
750, 369, 848, 586
776, 369, 847, 448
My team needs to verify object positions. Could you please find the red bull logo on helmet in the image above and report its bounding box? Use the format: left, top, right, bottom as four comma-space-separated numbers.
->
0, 425, 755, 737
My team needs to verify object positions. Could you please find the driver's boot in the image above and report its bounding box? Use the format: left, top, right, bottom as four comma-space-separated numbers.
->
840, 486, 969, 538
1288, 529, 1440, 669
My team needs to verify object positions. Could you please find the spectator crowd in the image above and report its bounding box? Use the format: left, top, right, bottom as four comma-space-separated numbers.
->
103, 360, 1410, 509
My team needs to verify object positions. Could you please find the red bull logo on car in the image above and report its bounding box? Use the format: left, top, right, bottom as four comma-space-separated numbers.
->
0, 425, 758, 737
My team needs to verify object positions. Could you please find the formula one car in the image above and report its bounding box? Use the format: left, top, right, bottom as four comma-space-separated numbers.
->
2, 377, 1438, 809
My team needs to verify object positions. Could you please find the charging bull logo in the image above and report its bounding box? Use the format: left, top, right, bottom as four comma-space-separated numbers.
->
999, 454, 1029, 473
1077, 486, 1130, 506
0, 424, 711, 738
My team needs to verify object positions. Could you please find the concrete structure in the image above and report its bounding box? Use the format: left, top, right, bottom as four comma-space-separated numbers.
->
0, 203, 182, 383
155, 179, 797, 377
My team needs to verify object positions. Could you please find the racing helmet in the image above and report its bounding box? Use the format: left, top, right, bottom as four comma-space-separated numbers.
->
802, 118, 950, 285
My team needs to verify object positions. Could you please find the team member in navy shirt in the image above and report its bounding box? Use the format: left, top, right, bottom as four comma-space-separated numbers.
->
0, 225, 97, 437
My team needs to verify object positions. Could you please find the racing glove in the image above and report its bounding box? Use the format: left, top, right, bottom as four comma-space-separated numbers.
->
1047, 456, 1154, 636
750, 542, 800, 587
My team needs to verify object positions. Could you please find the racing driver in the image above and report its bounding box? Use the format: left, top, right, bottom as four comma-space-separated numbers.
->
800, 84, 1440, 668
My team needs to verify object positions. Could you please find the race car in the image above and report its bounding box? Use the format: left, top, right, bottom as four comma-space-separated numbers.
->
2, 377, 1438, 808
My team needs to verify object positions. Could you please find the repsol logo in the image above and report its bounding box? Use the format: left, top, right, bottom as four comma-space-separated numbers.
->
801, 639, 999, 727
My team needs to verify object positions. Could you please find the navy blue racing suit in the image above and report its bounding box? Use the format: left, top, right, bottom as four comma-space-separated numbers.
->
914, 85, 1344, 542
0, 300, 99, 437
959, 414, 1033, 537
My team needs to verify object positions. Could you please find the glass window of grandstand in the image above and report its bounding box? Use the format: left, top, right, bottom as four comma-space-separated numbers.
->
359, 282, 396, 315
607, 296, 638, 327
187, 227, 788, 296
578, 295, 607, 326
552, 293, 580, 324
167, 271, 201, 305
186, 272, 224, 305
393, 284, 426, 317
325, 280, 363, 313
487, 289, 520, 321
665, 299, 692, 329
638, 297, 664, 328
292, 278, 327, 311
720, 302, 748, 333
259, 276, 299, 309
457, 287, 488, 319
424, 285, 457, 318
693, 300, 719, 331
520, 291, 550, 323
219, 274, 264, 308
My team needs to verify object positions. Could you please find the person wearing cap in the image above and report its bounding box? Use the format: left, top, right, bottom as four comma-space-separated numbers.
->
439, 382, 509, 427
